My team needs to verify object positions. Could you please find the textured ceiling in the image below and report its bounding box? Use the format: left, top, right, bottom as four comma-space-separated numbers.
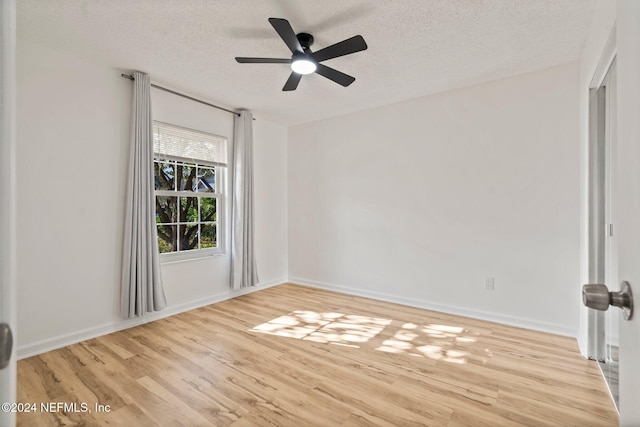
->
17, 0, 597, 126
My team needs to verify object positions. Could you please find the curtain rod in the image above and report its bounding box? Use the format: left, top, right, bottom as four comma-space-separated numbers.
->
121, 73, 240, 117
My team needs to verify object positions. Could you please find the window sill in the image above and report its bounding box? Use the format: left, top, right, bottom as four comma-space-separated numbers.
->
159, 251, 228, 266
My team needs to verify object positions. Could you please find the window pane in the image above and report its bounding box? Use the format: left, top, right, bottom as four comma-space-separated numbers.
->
198, 167, 215, 192
157, 224, 176, 253
179, 224, 199, 251
180, 197, 198, 223
156, 196, 177, 223
201, 223, 217, 248
154, 160, 175, 190
153, 126, 225, 258
177, 162, 197, 191
200, 197, 216, 222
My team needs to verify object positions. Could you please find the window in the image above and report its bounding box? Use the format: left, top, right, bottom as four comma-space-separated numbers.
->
152, 121, 227, 260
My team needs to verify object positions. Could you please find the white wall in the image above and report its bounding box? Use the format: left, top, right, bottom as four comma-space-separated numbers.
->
289, 63, 581, 335
253, 119, 288, 282
16, 40, 287, 357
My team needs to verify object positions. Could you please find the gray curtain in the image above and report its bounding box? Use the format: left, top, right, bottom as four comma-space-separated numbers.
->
121, 71, 167, 318
231, 110, 259, 290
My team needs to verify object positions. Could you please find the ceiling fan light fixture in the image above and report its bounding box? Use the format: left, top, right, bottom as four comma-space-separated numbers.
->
291, 56, 316, 75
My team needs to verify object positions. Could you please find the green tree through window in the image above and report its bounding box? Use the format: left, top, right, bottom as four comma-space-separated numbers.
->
153, 121, 226, 258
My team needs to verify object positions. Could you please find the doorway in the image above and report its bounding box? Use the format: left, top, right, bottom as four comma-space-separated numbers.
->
588, 52, 619, 408
601, 59, 619, 407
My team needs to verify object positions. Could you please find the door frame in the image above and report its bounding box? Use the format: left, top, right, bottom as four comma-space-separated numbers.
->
615, 2, 640, 423
587, 26, 617, 362
0, 0, 18, 426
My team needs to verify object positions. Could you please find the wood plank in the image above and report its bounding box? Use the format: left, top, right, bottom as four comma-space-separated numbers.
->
17, 283, 618, 426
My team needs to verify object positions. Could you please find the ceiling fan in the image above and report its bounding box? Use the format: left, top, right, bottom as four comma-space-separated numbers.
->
235, 18, 368, 91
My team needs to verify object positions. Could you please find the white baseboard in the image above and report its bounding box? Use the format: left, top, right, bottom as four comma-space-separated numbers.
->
289, 276, 577, 338
17, 278, 286, 359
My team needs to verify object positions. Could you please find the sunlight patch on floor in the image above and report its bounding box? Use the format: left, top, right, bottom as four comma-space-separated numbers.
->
375, 322, 482, 364
251, 311, 488, 365
251, 310, 391, 347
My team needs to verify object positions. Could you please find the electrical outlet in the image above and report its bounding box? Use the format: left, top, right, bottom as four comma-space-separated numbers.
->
484, 277, 495, 291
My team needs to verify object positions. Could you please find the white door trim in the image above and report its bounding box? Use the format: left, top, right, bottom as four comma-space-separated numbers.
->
0, 1, 18, 426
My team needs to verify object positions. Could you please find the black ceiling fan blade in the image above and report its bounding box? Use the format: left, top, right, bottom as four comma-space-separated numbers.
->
312, 35, 367, 63
315, 64, 356, 87
235, 57, 290, 63
282, 72, 303, 91
269, 18, 303, 54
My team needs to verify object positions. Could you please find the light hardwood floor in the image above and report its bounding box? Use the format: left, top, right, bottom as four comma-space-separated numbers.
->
17, 284, 618, 426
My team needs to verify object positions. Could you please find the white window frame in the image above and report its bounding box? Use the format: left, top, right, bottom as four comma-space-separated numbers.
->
153, 121, 227, 262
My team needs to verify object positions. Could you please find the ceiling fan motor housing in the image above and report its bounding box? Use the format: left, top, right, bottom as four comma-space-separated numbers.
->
297, 33, 314, 50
